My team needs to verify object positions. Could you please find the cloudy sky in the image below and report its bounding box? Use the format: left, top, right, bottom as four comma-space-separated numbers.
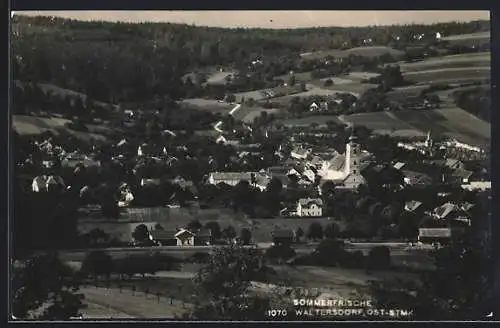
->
15, 10, 489, 29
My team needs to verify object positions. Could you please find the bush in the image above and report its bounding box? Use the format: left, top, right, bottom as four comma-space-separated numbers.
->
367, 246, 391, 270
265, 244, 296, 263
324, 79, 334, 87
314, 239, 347, 266
81, 250, 113, 279
189, 252, 211, 263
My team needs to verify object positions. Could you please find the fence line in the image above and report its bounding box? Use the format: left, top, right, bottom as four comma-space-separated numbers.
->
83, 278, 191, 310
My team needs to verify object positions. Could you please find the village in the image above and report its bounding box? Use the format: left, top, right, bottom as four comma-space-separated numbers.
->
11, 12, 492, 321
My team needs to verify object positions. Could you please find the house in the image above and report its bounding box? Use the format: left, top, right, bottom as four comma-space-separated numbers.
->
433, 202, 457, 219
195, 228, 212, 246
32, 175, 66, 192
404, 200, 424, 213
32, 175, 48, 192
393, 162, 406, 170
445, 158, 465, 170
461, 181, 491, 191
340, 172, 366, 190
118, 183, 135, 207
140, 178, 161, 187
432, 202, 472, 225
297, 198, 323, 217
175, 229, 196, 246
450, 168, 474, 184
402, 170, 433, 186
291, 147, 311, 160
418, 228, 452, 245
271, 229, 295, 246
150, 230, 177, 246
216, 135, 240, 146
309, 102, 320, 112
207, 172, 270, 191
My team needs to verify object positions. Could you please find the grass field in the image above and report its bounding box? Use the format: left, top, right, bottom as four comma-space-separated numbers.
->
281, 106, 490, 147
399, 52, 490, 72
12, 115, 108, 141
300, 46, 405, 61
179, 98, 233, 114
234, 106, 281, 123
403, 66, 490, 83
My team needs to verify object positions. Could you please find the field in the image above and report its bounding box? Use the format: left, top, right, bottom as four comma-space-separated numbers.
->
300, 46, 405, 61
179, 98, 234, 114
440, 31, 490, 47
12, 115, 108, 141
399, 52, 490, 72
233, 105, 281, 123
403, 66, 490, 84
282, 107, 490, 147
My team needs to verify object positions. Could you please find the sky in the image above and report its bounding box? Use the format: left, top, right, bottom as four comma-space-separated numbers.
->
14, 10, 490, 29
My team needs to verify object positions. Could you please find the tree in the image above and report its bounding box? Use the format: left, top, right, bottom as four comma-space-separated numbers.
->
205, 221, 221, 240
85, 228, 110, 247
306, 222, 324, 240
324, 223, 339, 239
12, 253, 85, 320
367, 246, 391, 270
222, 226, 237, 240
81, 250, 114, 281
295, 227, 304, 242
265, 244, 296, 263
265, 177, 283, 194
368, 233, 492, 320
240, 228, 252, 245
314, 238, 347, 266
187, 219, 203, 232
224, 93, 236, 103
132, 224, 150, 243
184, 244, 270, 320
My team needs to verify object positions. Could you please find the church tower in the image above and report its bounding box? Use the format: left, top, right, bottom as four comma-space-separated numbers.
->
344, 127, 361, 177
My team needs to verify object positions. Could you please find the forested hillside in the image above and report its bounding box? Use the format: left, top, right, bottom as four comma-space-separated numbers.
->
12, 15, 489, 103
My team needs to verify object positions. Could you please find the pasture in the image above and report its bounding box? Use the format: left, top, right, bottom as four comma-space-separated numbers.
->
300, 46, 404, 61
12, 115, 108, 141
281, 107, 490, 147
179, 98, 233, 114
403, 66, 490, 84
399, 52, 490, 72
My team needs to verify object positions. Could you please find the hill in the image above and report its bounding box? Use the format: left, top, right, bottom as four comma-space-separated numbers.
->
12, 15, 489, 104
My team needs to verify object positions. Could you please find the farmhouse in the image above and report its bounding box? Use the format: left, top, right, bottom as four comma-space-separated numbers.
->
150, 229, 177, 246
296, 198, 323, 217
175, 229, 195, 246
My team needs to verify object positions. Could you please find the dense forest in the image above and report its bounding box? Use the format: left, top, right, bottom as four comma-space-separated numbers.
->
12, 15, 489, 104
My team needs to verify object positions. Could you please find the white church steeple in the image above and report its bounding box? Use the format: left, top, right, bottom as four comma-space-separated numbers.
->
345, 127, 361, 177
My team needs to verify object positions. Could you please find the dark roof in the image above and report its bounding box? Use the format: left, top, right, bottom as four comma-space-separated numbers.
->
150, 230, 177, 240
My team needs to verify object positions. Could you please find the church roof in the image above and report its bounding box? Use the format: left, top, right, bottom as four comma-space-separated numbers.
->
327, 154, 345, 171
